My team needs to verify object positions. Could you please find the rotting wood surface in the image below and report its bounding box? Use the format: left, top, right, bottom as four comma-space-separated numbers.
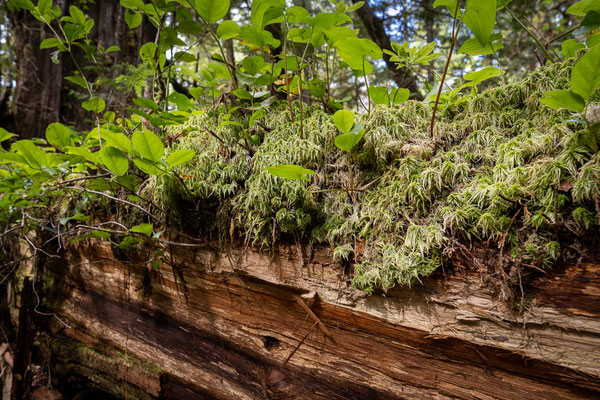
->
42, 240, 600, 399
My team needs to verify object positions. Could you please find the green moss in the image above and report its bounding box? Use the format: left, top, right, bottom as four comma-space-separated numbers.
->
153, 56, 599, 293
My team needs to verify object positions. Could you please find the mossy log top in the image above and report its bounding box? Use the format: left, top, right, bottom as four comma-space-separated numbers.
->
153, 56, 599, 294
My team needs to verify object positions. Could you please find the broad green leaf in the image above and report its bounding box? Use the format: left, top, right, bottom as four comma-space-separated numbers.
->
332, 109, 354, 134
140, 42, 157, 62
99, 146, 129, 175
166, 149, 195, 166
0, 128, 16, 143
464, 66, 503, 85
265, 164, 316, 181
45, 123, 73, 149
120, 0, 145, 9
195, 0, 229, 23
125, 9, 142, 29
566, 0, 600, 16
308, 78, 327, 98
464, 0, 496, 46
562, 39, 586, 59
101, 131, 133, 154
133, 97, 159, 112
540, 90, 586, 112
131, 223, 153, 237
335, 37, 382, 71
115, 174, 139, 191
571, 44, 600, 100
242, 55, 265, 76
249, 109, 264, 129
10, 0, 35, 10
433, 0, 458, 15
368, 86, 390, 106
335, 129, 365, 152
168, 92, 194, 111
65, 74, 87, 89
132, 130, 164, 162
175, 51, 197, 62
346, 1, 364, 12
458, 34, 504, 55
11, 140, 48, 168
40, 38, 63, 49
82, 97, 106, 113
64, 146, 100, 164
133, 158, 163, 175
0, 153, 27, 165
217, 20, 240, 39
390, 88, 410, 105
90, 230, 111, 239
59, 213, 89, 225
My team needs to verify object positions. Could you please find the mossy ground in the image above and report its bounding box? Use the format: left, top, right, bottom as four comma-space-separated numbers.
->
154, 56, 600, 294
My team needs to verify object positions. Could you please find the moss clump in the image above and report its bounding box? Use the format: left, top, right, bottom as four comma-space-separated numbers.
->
155, 55, 599, 294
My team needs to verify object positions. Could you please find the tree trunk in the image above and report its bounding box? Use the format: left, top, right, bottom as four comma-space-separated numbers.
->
351, 0, 418, 93
4, 0, 156, 139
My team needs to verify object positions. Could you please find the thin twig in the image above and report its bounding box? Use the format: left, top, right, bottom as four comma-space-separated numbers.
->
430, 3, 462, 138
280, 321, 318, 368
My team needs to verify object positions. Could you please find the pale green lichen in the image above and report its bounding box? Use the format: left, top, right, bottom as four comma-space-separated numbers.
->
154, 55, 599, 293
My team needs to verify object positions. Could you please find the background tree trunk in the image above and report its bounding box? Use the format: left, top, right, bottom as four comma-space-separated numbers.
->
3, 0, 155, 140
351, 0, 418, 93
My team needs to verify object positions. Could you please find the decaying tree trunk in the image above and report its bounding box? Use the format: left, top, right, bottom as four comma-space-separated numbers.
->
14, 237, 598, 399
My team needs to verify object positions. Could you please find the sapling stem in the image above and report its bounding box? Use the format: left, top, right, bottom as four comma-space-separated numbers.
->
430, 3, 462, 138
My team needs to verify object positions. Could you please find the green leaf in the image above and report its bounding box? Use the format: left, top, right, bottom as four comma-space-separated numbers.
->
249, 109, 264, 129
174, 51, 196, 62
335, 37, 382, 71
65, 74, 87, 89
308, 78, 327, 98
64, 146, 100, 165
566, 0, 600, 16
101, 131, 133, 154
125, 9, 142, 29
40, 38, 63, 49
59, 212, 89, 225
540, 90, 586, 113
433, 0, 458, 15
11, 140, 48, 169
45, 123, 73, 149
166, 149, 195, 166
464, 66, 503, 85
217, 20, 240, 40
242, 55, 265, 76
368, 86, 390, 106
115, 174, 139, 191
82, 97, 106, 113
265, 164, 316, 181
90, 230, 111, 239
458, 34, 504, 55
9, 0, 35, 10
131, 223, 153, 237
99, 146, 129, 175
168, 92, 194, 111
464, 0, 496, 46
0, 128, 16, 143
390, 88, 410, 105
332, 109, 354, 134
195, 0, 229, 23
335, 129, 365, 152
132, 130, 164, 162
133, 158, 163, 175
133, 97, 159, 112
562, 39, 586, 59
571, 44, 600, 101
346, 1, 364, 12
120, 0, 145, 9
